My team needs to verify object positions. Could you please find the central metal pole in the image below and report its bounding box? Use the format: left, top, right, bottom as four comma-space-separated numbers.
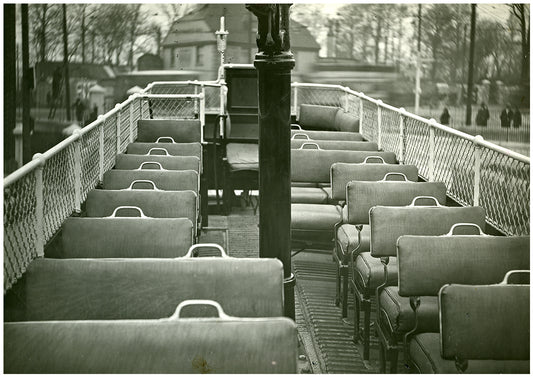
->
246, 4, 295, 319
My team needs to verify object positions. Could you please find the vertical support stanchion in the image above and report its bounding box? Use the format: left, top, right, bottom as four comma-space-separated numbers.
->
194, 82, 199, 115
32, 153, 45, 257
399, 108, 406, 164
115, 105, 121, 154
247, 4, 295, 319
428, 119, 436, 182
473, 135, 483, 206
377, 100, 383, 150
98, 117, 104, 183
129, 96, 134, 143
199, 93, 205, 143
293, 83, 298, 120
73, 130, 82, 214
359, 93, 364, 137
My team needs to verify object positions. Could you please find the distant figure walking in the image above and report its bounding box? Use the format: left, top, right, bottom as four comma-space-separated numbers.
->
512, 106, 522, 128
475, 103, 490, 126
73, 96, 86, 124
440, 107, 450, 125
500, 103, 513, 128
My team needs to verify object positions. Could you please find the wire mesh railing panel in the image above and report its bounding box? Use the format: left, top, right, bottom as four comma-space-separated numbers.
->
479, 149, 530, 235
141, 100, 151, 119
143, 98, 197, 120
103, 115, 117, 171
296, 86, 344, 108
403, 117, 431, 179
380, 107, 402, 158
119, 106, 131, 153
204, 86, 221, 112
4, 172, 38, 292
80, 126, 100, 202
42, 146, 76, 242
361, 99, 378, 142
149, 83, 196, 95
433, 129, 476, 206
344, 92, 360, 116
131, 98, 141, 141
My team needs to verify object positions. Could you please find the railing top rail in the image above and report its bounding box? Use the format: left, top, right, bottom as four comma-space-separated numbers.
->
149, 80, 221, 88
139, 93, 204, 99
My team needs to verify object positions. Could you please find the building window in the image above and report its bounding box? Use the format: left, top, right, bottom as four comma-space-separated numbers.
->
196, 46, 204, 67
177, 47, 193, 68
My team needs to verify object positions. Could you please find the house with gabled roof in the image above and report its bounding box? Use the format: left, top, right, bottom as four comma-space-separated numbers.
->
161, 4, 320, 80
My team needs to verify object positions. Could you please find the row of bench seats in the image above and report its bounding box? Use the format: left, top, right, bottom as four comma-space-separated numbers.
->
288, 104, 530, 373
4, 118, 298, 373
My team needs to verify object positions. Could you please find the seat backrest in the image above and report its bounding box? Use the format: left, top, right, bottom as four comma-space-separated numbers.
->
137, 119, 201, 143
114, 154, 200, 172
85, 190, 197, 230
397, 233, 530, 296
291, 150, 397, 183
5, 312, 297, 373
61, 217, 194, 258
103, 169, 198, 193
440, 284, 529, 361
290, 139, 377, 151
331, 162, 419, 200
298, 104, 339, 130
344, 181, 447, 224
127, 142, 202, 160
4, 256, 284, 321
334, 109, 360, 132
370, 205, 486, 258
290, 129, 364, 141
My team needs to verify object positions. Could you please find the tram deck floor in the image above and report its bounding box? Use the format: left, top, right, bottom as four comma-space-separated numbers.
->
202, 207, 407, 374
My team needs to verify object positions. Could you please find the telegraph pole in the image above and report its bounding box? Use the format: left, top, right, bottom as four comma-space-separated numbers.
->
21, 4, 31, 164
246, 4, 296, 319
415, 4, 422, 114
465, 4, 476, 126
62, 4, 71, 121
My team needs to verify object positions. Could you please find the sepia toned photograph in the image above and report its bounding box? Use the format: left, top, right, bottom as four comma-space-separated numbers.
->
3, 2, 530, 374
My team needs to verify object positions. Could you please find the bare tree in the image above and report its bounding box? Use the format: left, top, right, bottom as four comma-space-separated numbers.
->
510, 4, 530, 86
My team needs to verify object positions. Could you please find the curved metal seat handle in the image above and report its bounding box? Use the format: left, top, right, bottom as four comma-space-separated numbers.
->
107, 206, 148, 218
146, 147, 170, 156
445, 223, 486, 236
156, 136, 176, 143
299, 142, 321, 150
380, 172, 408, 181
291, 124, 302, 130
183, 243, 229, 258
291, 133, 311, 140
124, 179, 160, 191
137, 161, 165, 170
168, 300, 232, 320
501, 270, 530, 285
363, 156, 386, 164
409, 196, 443, 207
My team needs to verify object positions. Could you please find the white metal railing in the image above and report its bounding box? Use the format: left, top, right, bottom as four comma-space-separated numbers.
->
291, 82, 530, 236
4, 89, 205, 292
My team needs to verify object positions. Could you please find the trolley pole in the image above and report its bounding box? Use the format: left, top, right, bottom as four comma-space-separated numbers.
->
246, 4, 296, 319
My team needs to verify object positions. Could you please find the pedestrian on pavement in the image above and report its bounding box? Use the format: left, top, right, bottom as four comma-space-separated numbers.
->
73, 96, 86, 124
512, 106, 522, 128
440, 107, 450, 125
500, 103, 513, 128
475, 102, 490, 126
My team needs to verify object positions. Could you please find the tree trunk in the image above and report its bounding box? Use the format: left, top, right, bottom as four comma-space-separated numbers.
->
81, 6, 86, 63
374, 17, 382, 64
39, 5, 48, 62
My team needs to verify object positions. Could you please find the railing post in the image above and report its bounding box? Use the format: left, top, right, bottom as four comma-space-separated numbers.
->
98, 116, 105, 183
399, 107, 406, 164
115, 105, 122, 154
194, 81, 199, 115
377, 100, 383, 150
473, 135, 483, 206
219, 81, 226, 137
359, 93, 364, 136
292, 83, 298, 120
72, 129, 82, 214
128, 96, 134, 143
428, 119, 436, 182
32, 153, 44, 257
